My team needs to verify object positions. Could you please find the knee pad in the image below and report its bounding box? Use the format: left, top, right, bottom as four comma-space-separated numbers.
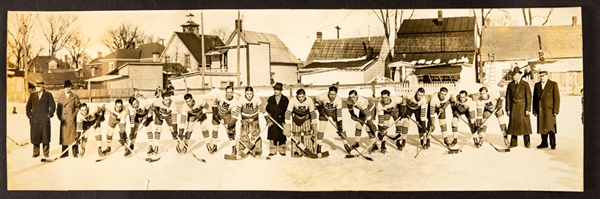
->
317, 132, 324, 140
202, 130, 209, 138
355, 129, 362, 136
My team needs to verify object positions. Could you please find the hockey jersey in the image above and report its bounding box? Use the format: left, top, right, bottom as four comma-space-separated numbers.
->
475, 93, 503, 119
181, 98, 209, 122
234, 96, 266, 119
109, 105, 129, 121
315, 92, 343, 120
285, 96, 318, 125
349, 96, 376, 118
377, 96, 403, 123
402, 91, 428, 121
450, 94, 476, 118
428, 92, 451, 116
213, 93, 238, 115
77, 104, 104, 131
129, 100, 153, 117
152, 98, 178, 117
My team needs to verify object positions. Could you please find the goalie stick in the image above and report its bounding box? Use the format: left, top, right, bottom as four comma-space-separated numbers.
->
266, 116, 324, 158
224, 124, 268, 160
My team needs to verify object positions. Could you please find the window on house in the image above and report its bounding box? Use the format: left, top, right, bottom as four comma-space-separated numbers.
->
502, 69, 512, 81
220, 81, 232, 88
48, 60, 57, 70
223, 53, 228, 69
184, 54, 190, 68
109, 62, 115, 71
91, 68, 96, 76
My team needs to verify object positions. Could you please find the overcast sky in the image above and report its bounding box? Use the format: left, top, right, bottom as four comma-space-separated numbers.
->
7, 8, 581, 63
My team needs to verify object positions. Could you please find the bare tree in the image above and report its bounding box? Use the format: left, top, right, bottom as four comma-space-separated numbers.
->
541, 8, 554, 25
101, 22, 148, 51
210, 26, 231, 42
66, 31, 90, 69
7, 13, 43, 100
522, 8, 554, 26
40, 14, 79, 57
522, 8, 529, 26
373, 9, 414, 80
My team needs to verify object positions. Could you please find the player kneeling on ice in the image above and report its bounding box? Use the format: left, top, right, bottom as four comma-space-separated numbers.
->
213, 86, 239, 157
233, 86, 269, 157
376, 89, 404, 153
104, 99, 130, 156
284, 89, 319, 157
399, 87, 428, 150
178, 94, 210, 154
428, 87, 451, 147
476, 87, 509, 147
450, 90, 478, 146
149, 92, 178, 159
127, 97, 154, 158
76, 103, 105, 157
315, 86, 353, 153
347, 90, 381, 153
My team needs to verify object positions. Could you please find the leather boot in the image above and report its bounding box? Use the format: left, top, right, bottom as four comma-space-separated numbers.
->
524, 135, 531, 148
61, 145, 69, 158
32, 144, 40, 158
42, 143, 49, 158
537, 134, 549, 149
549, 133, 556, 150
73, 145, 79, 158
510, 135, 518, 148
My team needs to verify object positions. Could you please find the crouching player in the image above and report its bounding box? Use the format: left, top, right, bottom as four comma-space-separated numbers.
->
399, 87, 428, 150
105, 99, 129, 156
449, 90, 478, 147
376, 89, 403, 153
284, 89, 319, 157
178, 93, 210, 154
428, 87, 451, 147
347, 90, 381, 152
475, 87, 508, 147
127, 97, 153, 158
233, 86, 270, 157
213, 86, 238, 157
76, 103, 105, 157
315, 86, 353, 154
149, 92, 178, 158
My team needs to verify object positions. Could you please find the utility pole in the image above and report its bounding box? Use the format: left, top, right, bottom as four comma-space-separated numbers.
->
201, 12, 206, 89
236, 10, 241, 87
335, 26, 341, 39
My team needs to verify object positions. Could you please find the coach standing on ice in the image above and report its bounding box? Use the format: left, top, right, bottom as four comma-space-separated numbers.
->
505, 66, 533, 148
266, 82, 289, 156
533, 71, 560, 150
56, 80, 81, 158
26, 81, 56, 158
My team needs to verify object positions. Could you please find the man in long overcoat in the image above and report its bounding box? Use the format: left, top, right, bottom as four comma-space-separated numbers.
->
533, 71, 560, 150
26, 81, 56, 158
505, 66, 533, 148
56, 80, 81, 157
265, 82, 289, 156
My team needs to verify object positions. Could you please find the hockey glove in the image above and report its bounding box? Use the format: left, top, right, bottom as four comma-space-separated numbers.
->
336, 120, 344, 133
283, 123, 291, 137
212, 107, 219, 121
142, 115, 153, 126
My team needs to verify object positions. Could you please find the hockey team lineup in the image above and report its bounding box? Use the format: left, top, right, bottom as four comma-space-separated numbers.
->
34, 84, 522, 163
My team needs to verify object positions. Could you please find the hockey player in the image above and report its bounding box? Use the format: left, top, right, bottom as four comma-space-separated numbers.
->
178, 93, 211, 154
449, 90, 478, 147
148, 92, 178, 159
213, 86, 239, 157
233, 86, 270, 157
475, 87, 508, 147
347, 90, 380, 152
428, 87, 451, 147
104, 99, 130, 156
75, 103, 105, 157
127, 96, 154, 158
315, 86, 353, 153
398, 87, 428, 150
376, 89, 404, 153
284, 89, 319, 157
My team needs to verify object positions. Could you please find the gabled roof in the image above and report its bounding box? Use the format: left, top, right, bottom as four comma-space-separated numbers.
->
28, 56, 68, 72
480, 25, 582, 61
103, 43, 165, 60
305, 36, 386, 64
300, 56, 379, 73
227, 30, 300, 64
174, 32, 225, 64
391, 51, 475, 65
27, 72, 83, 85
398, 16, 475, 34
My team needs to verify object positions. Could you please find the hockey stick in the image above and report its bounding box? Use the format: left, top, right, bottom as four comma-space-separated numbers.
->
267, 116, 320, 158
175, 120, 207, 162
482, 137, 511, 152
95, 144, 124, 162
41, 128, 88, 162
404, 116, 432, 158
456, 108, 499, 150
121, 118, 155, 161
7, 136, 29, 146
446, 112, 494, 154
361, 115, 404, 154
325, 116, 373, 161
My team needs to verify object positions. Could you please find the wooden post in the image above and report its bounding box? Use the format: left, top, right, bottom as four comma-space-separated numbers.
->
88, 80, 91, 103
236, 10, 241, 87
201, 12, 206, 88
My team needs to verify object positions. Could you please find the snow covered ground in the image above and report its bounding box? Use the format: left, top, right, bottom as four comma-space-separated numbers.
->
6, 96, 583, 191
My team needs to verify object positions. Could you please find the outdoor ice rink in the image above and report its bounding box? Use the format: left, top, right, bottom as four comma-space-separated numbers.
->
6, 95, 583, 191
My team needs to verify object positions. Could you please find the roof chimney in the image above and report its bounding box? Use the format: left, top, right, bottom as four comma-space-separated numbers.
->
97, 52, 102, 59
235, 19, 243, 32
572, 16, 577, 26
316, 32, 322, 41
438, 10, 443, 26
152, 52, 160, 62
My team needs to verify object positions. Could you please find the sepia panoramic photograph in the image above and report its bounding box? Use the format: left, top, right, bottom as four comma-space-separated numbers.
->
5, 7, 583, 192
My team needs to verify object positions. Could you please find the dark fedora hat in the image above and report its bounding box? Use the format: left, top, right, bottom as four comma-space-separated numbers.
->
511, 66, 522, 75
273, 82, 283, 90
35, 80, 45, 85
64, 80, 73, 88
